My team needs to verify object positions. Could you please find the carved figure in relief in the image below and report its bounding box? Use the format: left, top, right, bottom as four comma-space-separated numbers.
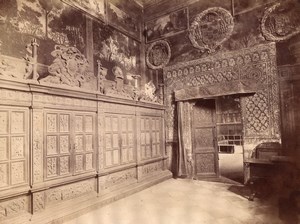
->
41, 45, 94, 87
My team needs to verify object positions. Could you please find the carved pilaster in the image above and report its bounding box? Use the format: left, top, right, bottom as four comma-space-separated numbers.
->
32, 109, 44, 184
97, 102, 105, 172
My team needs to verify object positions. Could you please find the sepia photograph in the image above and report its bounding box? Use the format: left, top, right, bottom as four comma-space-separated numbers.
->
0, 0, 300, 223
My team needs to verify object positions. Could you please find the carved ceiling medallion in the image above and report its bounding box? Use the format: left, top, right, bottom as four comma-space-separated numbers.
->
146, 40, 171, 70
189, 7, 234, 53
262, 1, 300, 42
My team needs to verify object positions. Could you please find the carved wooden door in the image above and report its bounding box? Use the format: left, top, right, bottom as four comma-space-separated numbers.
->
192, 99, 219, 177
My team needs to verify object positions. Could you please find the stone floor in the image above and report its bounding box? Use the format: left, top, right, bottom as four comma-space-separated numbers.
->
64, 179, 296, 224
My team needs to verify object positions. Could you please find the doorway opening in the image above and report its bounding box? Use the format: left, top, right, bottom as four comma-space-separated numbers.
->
215, 95, 244, 183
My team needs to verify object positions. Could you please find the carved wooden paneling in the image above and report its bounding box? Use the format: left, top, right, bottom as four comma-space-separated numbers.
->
74, 113, 95, 173
195, 154, 216, 175
0, 107, 28, 189
32, 109, 44, 183
104, 114, 136, 167
46, 179, 95, 206
99, 168, 137, 192
120, 116, 135, 164
104, 116, 120, 167
45, 111, 95, 180
140, 116, 161, 160
45, 112, 71, 179
138, 161, 163, 179
194, 128, 214, 150
0, 196, 29, 220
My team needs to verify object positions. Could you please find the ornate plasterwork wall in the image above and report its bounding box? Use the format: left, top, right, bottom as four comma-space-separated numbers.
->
163, 43, 281, 158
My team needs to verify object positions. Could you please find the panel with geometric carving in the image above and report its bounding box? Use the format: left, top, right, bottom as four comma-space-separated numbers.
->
0, 107, 28, 189
194, 128, 214, 150
195, 153, 216, 175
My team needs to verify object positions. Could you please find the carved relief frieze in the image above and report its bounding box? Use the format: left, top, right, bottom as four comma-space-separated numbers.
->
189, 7, 234, 53
40, 45, 96, 90
33, 93, 97, 109
46, 179, 95, 205
33, 192, 45, 213
0, 89, 31, 103
262, 1, 300, 42
146, 40, 171, 70
100, 168, 137, 190
0, 196, 28, 219
140, 161, 163, 177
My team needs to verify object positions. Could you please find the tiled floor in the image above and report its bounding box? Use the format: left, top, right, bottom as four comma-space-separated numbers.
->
64, 179, 294, 224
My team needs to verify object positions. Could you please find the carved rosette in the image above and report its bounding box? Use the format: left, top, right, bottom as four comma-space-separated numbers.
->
146, 40, 171, 70
261, 2, 300, 42
189, 7, 234, 53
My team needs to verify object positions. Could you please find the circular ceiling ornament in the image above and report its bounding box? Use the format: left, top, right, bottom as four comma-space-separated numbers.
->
189, 7, 234, 53
146, 40, 171, 70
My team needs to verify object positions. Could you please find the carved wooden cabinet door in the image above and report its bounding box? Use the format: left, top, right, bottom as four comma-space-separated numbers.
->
192, 100, 219, 177
0, 107, 29, 189
73, 113, 95, 173
140, 116, 162, 160
45, 110, 96, 180
104, 114, 136, 168
120, 116, 135, 164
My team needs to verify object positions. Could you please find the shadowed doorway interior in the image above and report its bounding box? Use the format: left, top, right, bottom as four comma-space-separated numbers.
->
216, 95, 244, 183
